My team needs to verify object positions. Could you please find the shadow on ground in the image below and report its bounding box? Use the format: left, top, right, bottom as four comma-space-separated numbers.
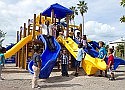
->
3, 70, 29, 73
45, 75, 75, 83
115, 73, 125, 80
40, 83, 82, 88
5, 79, 31, 81
45, 69, 86, 83
116, 77, 125, 80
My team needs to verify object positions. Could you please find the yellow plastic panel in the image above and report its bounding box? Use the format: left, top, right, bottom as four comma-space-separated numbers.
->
57, 36, 106, 75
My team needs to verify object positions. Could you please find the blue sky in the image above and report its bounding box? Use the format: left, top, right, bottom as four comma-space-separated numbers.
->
0, 0, 125, 46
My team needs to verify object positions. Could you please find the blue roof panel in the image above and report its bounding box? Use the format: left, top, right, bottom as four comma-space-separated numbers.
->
42, 3, 73, 19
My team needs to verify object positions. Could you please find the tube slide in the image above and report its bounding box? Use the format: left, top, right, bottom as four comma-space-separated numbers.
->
57, 36, 106, 75
4, 35, 32, 59
28, 35, 61, 79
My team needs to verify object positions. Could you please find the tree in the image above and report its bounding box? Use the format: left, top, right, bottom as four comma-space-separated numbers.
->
105, 45, 109, 52
77, 0, 88, 35
69, 6, 78, 25
120, 16, 125, 22
121, 0, 125, 7
116, 44, 124, 57
0, 29, 6, 46
120, 0, 125, 22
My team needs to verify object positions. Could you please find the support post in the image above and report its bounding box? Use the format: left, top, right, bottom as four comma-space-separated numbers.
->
16, 31, 19, 67
66, 15, 69, 38
28, 19, 30, 35
25, 19, 31, 70
32, 14, 36, 56
51, 9, 54, 24
22, 23, 26, 69
79, 24, 82, 37
32, 14, 36, 40
38, 13, 42, 33
19, 26, 22, 68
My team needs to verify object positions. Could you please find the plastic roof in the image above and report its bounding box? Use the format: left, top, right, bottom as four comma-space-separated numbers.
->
42, 3, 73, 19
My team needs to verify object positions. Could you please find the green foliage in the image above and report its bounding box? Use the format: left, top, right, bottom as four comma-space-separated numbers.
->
120, 0, 125, 22
77, 0, 88, 35
121, 0, 125, 7
116, 44, 124, 51
0, 29, 6, 46
69, 6, 78, 21
77, 0, 88, 16
116, 44, 124, 58
0, 30, 6, 38
120, 15, 125, 23
105, 45, 109, 52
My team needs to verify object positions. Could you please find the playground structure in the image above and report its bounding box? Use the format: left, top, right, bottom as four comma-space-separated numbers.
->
4, 14, 43, 69
3, 3, 125, 78
57, 36, 106, 75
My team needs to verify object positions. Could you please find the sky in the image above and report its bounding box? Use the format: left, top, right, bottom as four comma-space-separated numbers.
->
0, 0, 125, 46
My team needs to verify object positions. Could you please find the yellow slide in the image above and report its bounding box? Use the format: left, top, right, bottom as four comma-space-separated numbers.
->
57, 36, 107, 75
4, 31, 40, 59
4, 35, 32, 59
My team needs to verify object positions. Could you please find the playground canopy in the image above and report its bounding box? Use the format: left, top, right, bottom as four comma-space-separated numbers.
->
42, 3, 73, 19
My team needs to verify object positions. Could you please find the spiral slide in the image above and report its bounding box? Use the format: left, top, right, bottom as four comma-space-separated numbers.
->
57, 36, 106, 75
28, 35, 61, 79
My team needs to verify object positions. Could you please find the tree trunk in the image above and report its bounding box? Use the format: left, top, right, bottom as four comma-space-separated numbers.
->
123, 41, 125, 59
73, 19, 75, 29
73, 19, 75, 38
82, 15, 85, 36
82, 15, 84, 36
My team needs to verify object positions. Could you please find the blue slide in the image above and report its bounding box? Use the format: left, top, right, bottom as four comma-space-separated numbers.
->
5, 44, 15, 64
75, 38, 125, 70
88, 40, 125, 70
74, 38, 98, 58
6, 44, 15, 51
88, 41, 100, 50
28, 35, 61, 79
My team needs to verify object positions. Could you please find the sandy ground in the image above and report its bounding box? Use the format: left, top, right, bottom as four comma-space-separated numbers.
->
0, 64, 125, 90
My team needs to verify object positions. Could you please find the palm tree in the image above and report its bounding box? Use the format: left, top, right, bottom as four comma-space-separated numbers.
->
69, 6, 78, 25
120, 0, 125, 22
121, 0, 125, 7
120, 16, 125, 23
77, 0, 88, 35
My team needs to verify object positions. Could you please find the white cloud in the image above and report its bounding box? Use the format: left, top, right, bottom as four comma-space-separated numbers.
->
84, 21, 122, 43
0, 0, 61, 46
0, 0, 125, 47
